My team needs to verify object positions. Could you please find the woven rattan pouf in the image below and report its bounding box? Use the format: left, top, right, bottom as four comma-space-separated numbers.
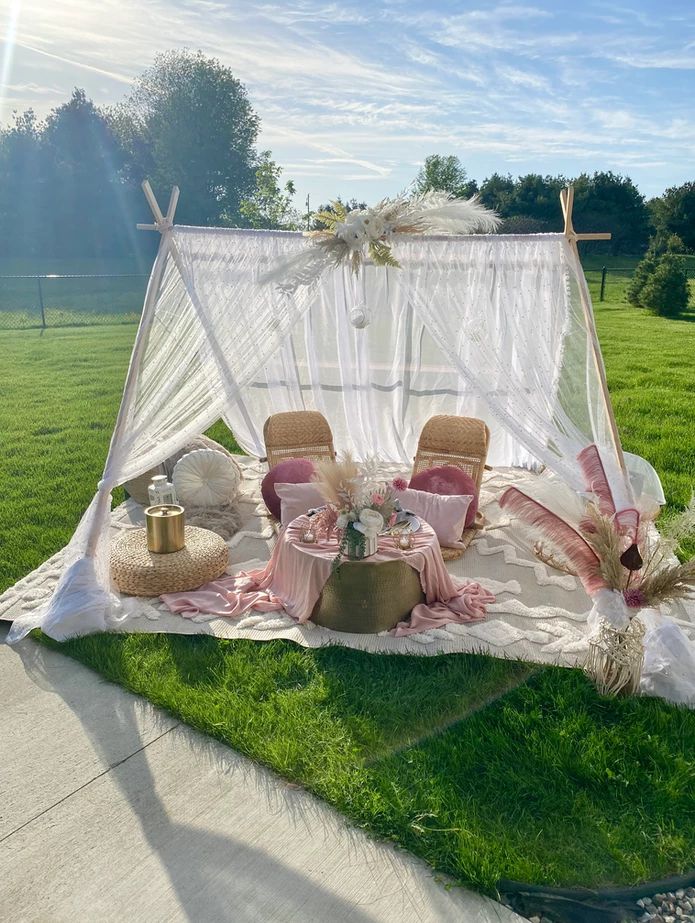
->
111, 526, 228, 597
311, 559, 425, 633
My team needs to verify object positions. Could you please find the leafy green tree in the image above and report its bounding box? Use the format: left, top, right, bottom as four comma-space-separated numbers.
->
639, 253, 690, 317
649, 182, 695, 252
627, 244, 660, 306
628, 233, 684, 305
0, 109, 43, 257
479, 173, 515, 214
116, 50, 260, 226
414, 154, 478, 198
311, 197, 367, 230
572, 172, 652, 255
0, 90, 142, 259
508, 173, 565, 225
41, 89, 135, 257
239, 151, 299, 229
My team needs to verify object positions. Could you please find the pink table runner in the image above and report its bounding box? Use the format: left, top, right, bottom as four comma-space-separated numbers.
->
161, 517, 494, 635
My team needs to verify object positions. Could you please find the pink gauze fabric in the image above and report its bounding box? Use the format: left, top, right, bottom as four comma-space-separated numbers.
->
275, 481, 326, 525
396, 487, 472, 548
160, 516, 494, 636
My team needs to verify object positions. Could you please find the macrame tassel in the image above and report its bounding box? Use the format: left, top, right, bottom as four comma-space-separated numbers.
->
500, 486, 606, 595
585, 619, 645, 696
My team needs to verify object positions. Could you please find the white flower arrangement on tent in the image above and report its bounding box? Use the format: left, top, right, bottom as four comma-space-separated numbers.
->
263, 191, 500, 292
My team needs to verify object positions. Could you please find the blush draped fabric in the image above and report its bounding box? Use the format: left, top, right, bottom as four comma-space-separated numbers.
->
161, 517, 494, 634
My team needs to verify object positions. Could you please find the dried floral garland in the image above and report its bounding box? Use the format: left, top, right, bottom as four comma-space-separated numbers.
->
262, 191, 500, 293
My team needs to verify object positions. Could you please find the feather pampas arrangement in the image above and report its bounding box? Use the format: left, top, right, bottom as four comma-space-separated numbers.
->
262, 191, 500, 292
499, 487, 606, 595
503, 448, 695, 697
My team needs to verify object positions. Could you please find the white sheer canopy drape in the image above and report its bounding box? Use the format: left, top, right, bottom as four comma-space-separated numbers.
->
8, 226, 630, 642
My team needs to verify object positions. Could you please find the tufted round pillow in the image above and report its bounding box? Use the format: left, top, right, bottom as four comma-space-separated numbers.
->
261, 458, 316, 520
163, 434, 234, 479
122, 435, 235, 504
409, 465, 478, 528
173, 449, 242, 507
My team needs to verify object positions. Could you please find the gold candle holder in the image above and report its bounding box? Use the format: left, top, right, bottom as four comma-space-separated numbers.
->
145, 504, 185, 554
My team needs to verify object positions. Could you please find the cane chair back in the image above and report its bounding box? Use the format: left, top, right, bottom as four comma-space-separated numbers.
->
263, 411, 336, 469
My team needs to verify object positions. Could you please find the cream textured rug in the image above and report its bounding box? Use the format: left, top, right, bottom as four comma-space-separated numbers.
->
2, 458, 694, 668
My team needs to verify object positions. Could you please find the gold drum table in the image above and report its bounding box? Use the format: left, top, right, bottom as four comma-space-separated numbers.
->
110, 525, 228, 597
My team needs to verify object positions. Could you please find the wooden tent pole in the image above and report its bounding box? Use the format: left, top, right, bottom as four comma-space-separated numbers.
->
85, 181, 178, 556
559, 186, 628, 480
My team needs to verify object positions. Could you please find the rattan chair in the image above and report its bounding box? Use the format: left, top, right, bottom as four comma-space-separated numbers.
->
411, 415, 491, 560
263, 411, 336, 469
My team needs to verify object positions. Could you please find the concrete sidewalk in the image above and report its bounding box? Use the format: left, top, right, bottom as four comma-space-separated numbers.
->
0, 623, 525, 922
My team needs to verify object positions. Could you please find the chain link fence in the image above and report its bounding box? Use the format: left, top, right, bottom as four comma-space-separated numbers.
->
0, 273, 148, 329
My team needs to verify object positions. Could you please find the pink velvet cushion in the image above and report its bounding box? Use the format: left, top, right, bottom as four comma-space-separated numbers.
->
409, 465, 478, 528
275, 481, 326, 526
261, 458, 316, 520
397, 487, 473, 548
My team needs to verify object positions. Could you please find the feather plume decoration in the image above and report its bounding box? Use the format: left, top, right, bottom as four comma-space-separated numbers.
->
500, 487, 606, 595
313, 453, 362, 508
404, 191, 502, 234
615, 507, 640, 542
577, 445, 616, 517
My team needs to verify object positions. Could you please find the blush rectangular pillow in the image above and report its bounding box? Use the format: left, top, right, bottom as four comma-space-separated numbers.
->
397, 487, 473, 548
275, 481, 326, 526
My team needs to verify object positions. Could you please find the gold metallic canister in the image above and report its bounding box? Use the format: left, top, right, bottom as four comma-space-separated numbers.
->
145, 504, 185, 553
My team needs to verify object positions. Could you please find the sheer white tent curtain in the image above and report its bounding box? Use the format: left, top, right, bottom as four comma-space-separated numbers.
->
225, 248, 541, 468
402, 234, 631, 504
7, 228, 317, 642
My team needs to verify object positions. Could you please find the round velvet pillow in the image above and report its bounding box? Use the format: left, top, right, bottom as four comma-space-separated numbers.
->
261, 458, 316, 520
409, 465, 478, 528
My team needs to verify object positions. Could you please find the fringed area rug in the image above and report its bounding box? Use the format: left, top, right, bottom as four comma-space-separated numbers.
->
2, 458, 694, 668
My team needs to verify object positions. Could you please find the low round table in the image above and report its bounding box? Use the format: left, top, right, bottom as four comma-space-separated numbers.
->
274, 516, 440, 633
111, 525, 228, 597
311, 559, 425, 633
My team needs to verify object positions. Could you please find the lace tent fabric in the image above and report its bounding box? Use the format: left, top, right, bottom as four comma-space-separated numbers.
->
7, 225, 634, 643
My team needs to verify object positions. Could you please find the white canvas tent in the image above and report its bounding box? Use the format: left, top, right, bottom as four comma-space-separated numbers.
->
7, 184, 638, 644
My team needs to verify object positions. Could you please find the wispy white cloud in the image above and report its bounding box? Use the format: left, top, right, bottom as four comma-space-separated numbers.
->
1, 0, 694, 200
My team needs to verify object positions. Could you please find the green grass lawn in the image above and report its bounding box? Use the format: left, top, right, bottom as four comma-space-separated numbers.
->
2, 257, 695, 896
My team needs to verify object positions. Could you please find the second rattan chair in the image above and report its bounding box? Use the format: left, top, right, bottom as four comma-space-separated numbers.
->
411, 414, 491, 560
263, 410, 336, 470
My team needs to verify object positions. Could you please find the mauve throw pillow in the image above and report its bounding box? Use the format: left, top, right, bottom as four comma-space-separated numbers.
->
397, 487, 472, 548
261, 458, 316, 520
409, 465, 478, 528
275, 481, 326, 526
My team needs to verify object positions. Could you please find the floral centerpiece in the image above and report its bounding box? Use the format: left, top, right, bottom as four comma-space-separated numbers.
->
500, 444, 695, 695
312, 454, 406, 565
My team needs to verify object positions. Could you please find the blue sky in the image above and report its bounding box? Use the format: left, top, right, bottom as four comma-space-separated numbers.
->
1, 0, 694, 207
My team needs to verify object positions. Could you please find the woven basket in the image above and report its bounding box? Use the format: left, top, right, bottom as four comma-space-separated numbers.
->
311, 559, 425, 633
111, 526, 228, 597
263, 411, 336, 469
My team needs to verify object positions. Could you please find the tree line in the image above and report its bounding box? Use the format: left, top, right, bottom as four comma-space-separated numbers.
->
1, 50, 694, 264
